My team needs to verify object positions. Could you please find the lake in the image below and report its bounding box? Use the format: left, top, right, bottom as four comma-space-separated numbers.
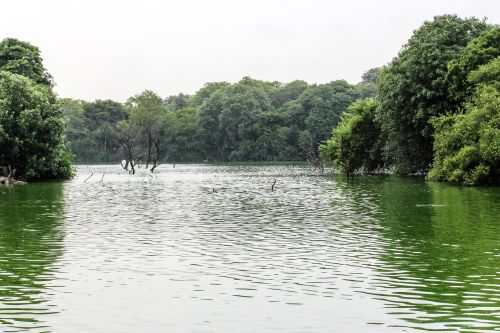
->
0, 164, 499, 332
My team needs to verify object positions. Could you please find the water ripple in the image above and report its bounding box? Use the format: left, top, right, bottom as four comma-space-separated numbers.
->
0, 164, 498, 332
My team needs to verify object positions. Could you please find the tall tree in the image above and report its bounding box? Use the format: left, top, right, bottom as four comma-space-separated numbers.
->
377, 15, 489, 175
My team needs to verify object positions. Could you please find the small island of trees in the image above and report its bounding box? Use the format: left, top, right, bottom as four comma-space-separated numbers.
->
0, 14, 498, 185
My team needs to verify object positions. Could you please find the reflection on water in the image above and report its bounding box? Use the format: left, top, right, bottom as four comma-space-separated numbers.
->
335, 177, 500, 332
0, 183, 64, 332
0, 165, 498, 332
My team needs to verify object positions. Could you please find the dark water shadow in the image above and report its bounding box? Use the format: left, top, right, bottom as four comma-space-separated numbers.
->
332, 175, 500, 332
0, 182, 65, 332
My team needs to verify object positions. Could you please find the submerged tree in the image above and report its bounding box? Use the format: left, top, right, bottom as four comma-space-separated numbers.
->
121, 90, 167, 172
117, 119, 138, 174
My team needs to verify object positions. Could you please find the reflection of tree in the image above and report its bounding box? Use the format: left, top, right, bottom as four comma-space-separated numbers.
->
0, 182, 64, 331
337, 176, 500, 331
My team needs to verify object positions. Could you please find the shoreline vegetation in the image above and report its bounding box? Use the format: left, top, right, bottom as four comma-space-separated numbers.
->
0, 14, 498, 185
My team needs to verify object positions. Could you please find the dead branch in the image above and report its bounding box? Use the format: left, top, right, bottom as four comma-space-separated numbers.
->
84, 172, 94, 183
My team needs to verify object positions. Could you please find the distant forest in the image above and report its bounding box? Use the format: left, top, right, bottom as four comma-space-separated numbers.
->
61, 74, 378, 165
1, 15, 498, 185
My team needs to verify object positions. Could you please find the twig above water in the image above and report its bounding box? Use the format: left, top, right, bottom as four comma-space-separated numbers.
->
84, 172, 94, 183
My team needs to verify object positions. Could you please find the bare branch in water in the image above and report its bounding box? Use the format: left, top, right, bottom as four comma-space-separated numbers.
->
84, 173, 94, 183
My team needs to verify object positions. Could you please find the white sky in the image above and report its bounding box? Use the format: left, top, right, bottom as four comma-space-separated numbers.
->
1, 0, 499, 102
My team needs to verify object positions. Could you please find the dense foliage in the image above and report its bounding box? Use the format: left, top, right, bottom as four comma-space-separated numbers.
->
319, 98, 383, 176
65, 76, 374, 165
0, 72, 72, 180
61, 99, 127, 162
428, 57, 499, 185
377, 15, 489, 175
0, 38, 53, 86
0, 39, 71, 181
446, 27, 500, 105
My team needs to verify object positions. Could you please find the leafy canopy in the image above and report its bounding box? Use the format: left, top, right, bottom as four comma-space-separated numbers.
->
0, 71, 72, 180
377, 15, 490, 175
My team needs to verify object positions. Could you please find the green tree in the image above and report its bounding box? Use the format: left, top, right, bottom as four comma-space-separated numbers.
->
190, 82, 230, 107
319, 99, 383, 177
0, 38, 53, 86
198, 88, 227, 161
126, 90, 167, 171
361, 67, 381, 84
218, 79, 273, 160
447, 27, 500, 105
117, 119, 138, 174
428, 58, 499, 185
377, 15, 489, 175
0, 71, 72, 180
355, 67, 380, 99
164, 93, 191, 112
297, 80, 358, 164
163, 107, 203, 162
60, 98, 90, 161
198, 78, 275, 161
269, 80, 309, 109
83, 100, 127, 162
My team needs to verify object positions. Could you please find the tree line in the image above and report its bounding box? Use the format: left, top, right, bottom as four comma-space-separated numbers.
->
60, 74, 377, 172
1, 14, 498, 185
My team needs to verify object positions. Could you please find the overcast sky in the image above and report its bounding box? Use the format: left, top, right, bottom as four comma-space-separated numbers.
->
1, 0, 499, 102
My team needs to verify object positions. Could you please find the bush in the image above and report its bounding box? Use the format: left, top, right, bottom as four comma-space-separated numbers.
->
319, 99, 383, 176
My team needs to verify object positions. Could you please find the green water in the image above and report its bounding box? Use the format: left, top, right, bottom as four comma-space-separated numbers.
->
0, 165, 498, 332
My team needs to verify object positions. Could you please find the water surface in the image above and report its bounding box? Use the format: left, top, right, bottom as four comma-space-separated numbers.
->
0, 164, 499, 332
